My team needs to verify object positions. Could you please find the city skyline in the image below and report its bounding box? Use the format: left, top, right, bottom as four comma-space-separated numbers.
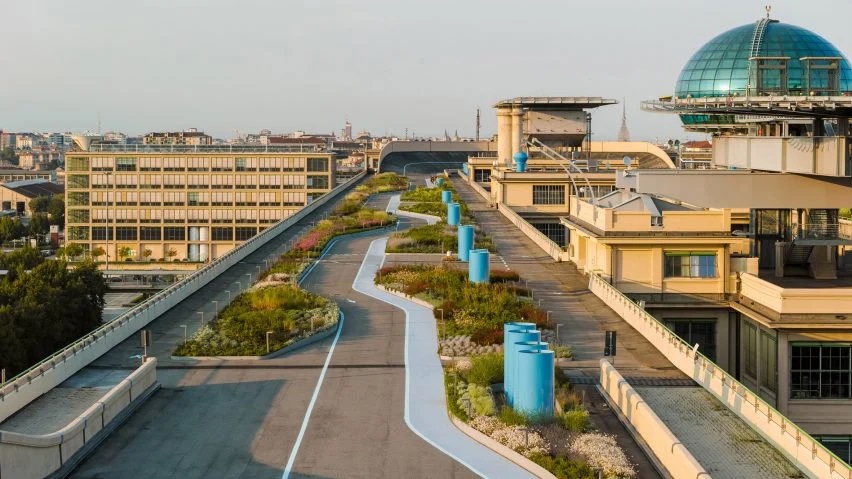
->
3, 1, 852, 142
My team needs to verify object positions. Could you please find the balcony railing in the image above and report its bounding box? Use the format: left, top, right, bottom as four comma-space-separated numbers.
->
795, 223, 846, 241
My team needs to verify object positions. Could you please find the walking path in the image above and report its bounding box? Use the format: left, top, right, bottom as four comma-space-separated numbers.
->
352, 236, 534, 479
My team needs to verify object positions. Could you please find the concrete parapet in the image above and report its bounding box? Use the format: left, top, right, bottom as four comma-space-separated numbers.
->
589, 274, 849, 479
0, 358, 159, 479
598, 359, 709, 479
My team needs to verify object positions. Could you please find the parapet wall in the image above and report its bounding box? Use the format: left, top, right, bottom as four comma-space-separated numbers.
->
598, 359, 709, 479
0, 171, 366, 424
0, 358, 158, 479
589, 274, 850, 479
496, 203, 569, 262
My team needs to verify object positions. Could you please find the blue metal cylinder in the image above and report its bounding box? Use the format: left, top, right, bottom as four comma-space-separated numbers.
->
435, 177, 445, 187
457, 225, 474, 262
513, 340, 548, 410
513, 152, 528, 173
503, 327, 539, 406
515, 349, 555, 418
462, 163, 469, 174
468, 249, 489, 283
447, 202, 461, 226
441, 189, 452, 204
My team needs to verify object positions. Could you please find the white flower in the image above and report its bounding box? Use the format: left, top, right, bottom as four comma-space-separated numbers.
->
570, 433, 636, 478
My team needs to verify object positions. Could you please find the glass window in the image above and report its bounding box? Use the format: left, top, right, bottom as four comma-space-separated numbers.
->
235, 227, 257, 241
664, 252, 716, 278
743, 321, 758, 378
760, 331, 777, 393
307, 157, 328, 172
791, 343, 852, 399
532, 185, 565, 205
531, 223, 567, 247
115, 157, 137, 171
140, 227, 161, 241
115, 227, 137, 241
307, 175, 329, 189
164, 227, 185, 241
665, 319, 716, 362
212, 227, 233, 241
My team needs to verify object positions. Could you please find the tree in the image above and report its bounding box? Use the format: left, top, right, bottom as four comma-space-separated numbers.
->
91, 246, 105, 261
167, 247, 178, 261
143, 249, 153, 261
0, 217, 25, 243
65, 243, 84, 260
118, 246, 133, 261
47, 196, 64, 226
0, 148, 18, 166
29, 196, 51, 214
28, 213, 50, 237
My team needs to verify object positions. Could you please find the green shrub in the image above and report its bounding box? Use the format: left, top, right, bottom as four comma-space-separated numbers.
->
528, 454, 596, 479
556, 384, 583, 410
471, 328, 503, 345
551, 344, 573, 359
499, 405, 531, 426
841, 208, 851, 219
445, 372, 469, 421
559, 409, 590, 432
466, 353, 504, 386
459, 383, 495, 417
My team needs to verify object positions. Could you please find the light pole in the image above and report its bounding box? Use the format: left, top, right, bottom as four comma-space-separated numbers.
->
180, 324, 187, 345
225, 290, 231, 303
556, 324, 561, 346
235, 281, 241, 292
266, 330, 273, 353
197, 311, 204, 328
246, 272, 252, 285
437, 308, 445, 338
212, 300, 218, 321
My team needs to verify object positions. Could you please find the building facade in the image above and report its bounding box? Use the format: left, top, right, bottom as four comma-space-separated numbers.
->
65, 145, 334, 264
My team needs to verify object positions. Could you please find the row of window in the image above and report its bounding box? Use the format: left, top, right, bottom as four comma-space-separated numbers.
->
69, 174, 328, 190
532, 185, 565, 205
68, 156, 325, 172
69, 226, 259, 242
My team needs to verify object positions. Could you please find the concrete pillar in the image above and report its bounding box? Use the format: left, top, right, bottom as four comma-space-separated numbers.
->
511, 107, 525, 161
497, 108, 513, 166
775, 241, 786, 278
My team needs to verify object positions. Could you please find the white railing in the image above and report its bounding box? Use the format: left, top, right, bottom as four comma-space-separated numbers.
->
589, 274, 851, 479
496, 204, 567, 262
0, 171, 366, 423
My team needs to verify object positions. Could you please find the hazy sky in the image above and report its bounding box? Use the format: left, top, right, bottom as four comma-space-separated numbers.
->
4, 1, 851, 142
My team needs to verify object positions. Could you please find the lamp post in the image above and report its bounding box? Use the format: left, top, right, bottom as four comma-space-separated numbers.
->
180, 324, 187, 345
266, 330, 273, 353
212, 300, 218, 321
225, 290, 231, 303
235, 281, 241, 292
556, 323, 561, 346
437, 308, 445, 338
246, 272, 252, 285
197, 311, 204, 328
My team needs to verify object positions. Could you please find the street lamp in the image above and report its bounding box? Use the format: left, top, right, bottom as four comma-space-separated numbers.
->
197, 311, 204, 327
235, 281, 241, 292
225, 290, 231, 303
180, 324, 187, 345
437, 308, 445, 338
212, 300, 218, 321
266, 330, 273, 353
556, 324, 561, 346
246, 272, 252, 285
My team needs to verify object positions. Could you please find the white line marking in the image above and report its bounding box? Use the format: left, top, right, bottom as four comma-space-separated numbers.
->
353, 238, 487, 478
280, 311, 344, 479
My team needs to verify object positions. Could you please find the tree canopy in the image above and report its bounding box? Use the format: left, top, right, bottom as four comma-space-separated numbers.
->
0, 250, 106, 377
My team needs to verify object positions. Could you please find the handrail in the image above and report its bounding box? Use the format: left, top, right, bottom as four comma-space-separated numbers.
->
0, 171, 366, 394
589, 273, 852, 479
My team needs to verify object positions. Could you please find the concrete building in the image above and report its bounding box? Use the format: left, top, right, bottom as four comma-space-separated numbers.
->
64, 144, 334, 264
143, 129, 212, 146
0, 179, 64, 216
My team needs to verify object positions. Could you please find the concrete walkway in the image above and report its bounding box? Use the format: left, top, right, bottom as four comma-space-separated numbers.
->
352, 237, 535, 479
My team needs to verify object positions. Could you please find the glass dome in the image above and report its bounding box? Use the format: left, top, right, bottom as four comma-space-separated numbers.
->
675, 20, 852, 99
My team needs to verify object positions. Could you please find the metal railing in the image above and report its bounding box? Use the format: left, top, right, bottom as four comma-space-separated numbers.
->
0, 171, 365, 409
795, 223, 845, 240
590, 273, 852, 479
84, 144, 327, 153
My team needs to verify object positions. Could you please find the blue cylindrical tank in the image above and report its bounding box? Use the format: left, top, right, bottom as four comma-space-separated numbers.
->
441, 189, 452, 204
462, 163, 469, 175
503, 327, 539, 406
435, 177, 445, 187
447, 202, 461, 226
468, 249, 489, 283
515, 349, 555, 418
513, 340, 548, 409
457, 225, 474, 262
513, 152, 528, 173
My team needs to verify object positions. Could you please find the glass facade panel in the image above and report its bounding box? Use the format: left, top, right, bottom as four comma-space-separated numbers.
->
664, 253, 717, 278
791, 343, 852, 399
532, 185, 565, 205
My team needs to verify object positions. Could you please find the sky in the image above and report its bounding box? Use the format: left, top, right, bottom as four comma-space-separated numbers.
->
3, 1, 852, 142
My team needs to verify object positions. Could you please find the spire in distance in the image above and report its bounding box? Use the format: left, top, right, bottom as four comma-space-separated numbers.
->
618, 98, 630, 142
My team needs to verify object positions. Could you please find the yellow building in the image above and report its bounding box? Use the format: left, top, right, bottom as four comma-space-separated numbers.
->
65, 144, 334, 264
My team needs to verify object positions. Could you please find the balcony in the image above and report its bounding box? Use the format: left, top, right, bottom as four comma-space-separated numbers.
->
735, 272, 852, 324
713, 136, 849, 177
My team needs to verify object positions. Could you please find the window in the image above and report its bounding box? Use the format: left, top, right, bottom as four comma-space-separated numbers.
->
532, 185, 565, 205
68, 226, 89, 240
164, 227, 185, 241
92, 227, 113, 241
664, 252, 716, 278
307, 157, 328, 172
140, 227, 161, 241
760, 331, 777, 393
211, 227, 233, 241
67, 175, 90, 189
235, 227, 257, 241
474, 169, 491, 183
791, 343, 852, 399
307, 192, 325, 203
306, 175, 329, 189
116, 227, 137, 241
235, 158, 248, 172
665, 319, 716, 362
815, 436, 852, 465
115, 157, 137, 171
531, 223, 567, 247
743, 321, 758, 378
67, 192, 90, 206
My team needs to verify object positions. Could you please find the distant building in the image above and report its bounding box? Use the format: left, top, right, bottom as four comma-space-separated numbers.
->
143, 130, 212, 146
0, 168, 52, 184
18, 148, 63, 170
0, 179, 63, 216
